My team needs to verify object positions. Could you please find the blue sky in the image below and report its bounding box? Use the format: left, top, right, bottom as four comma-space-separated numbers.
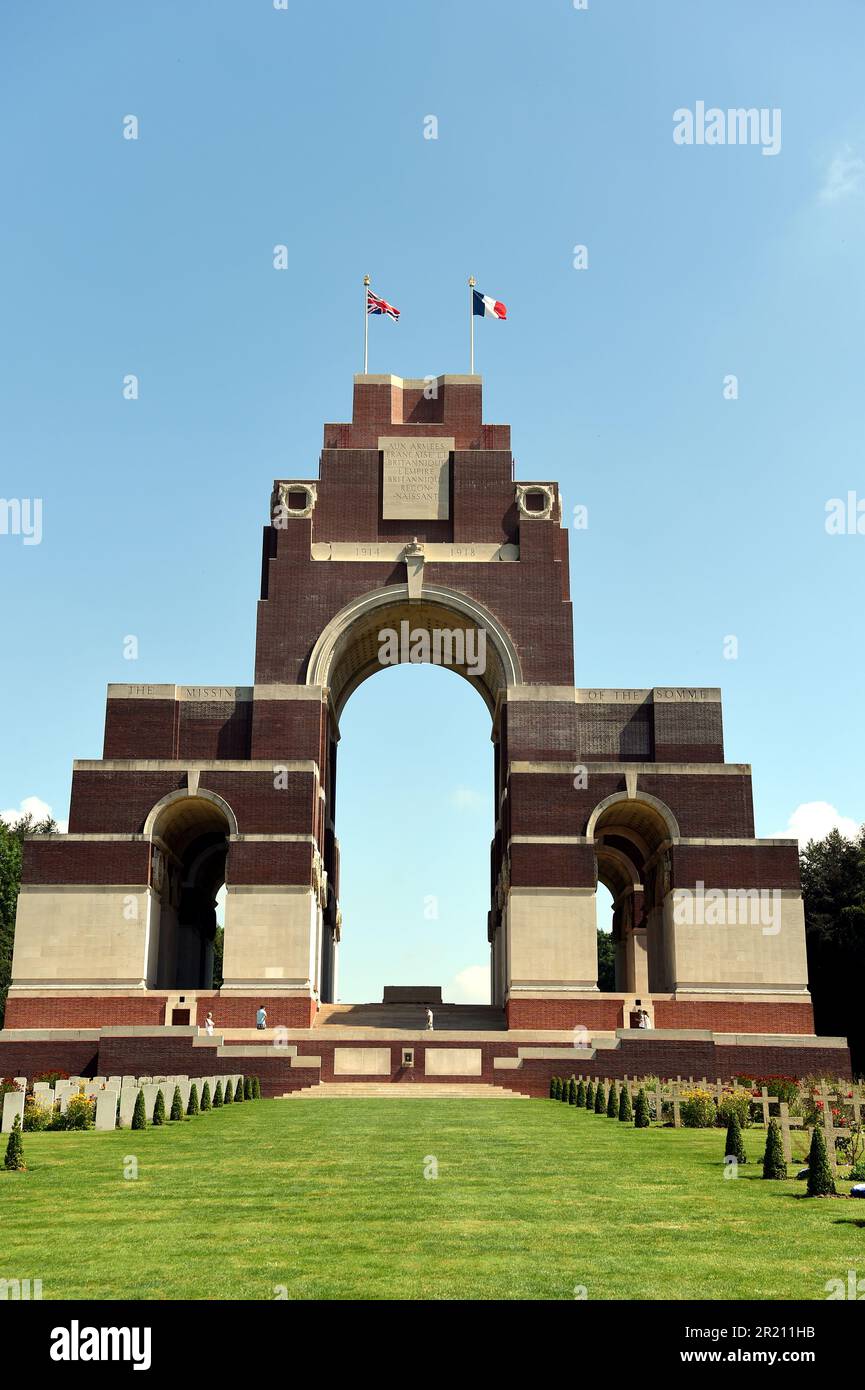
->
1, 1, 862, 1002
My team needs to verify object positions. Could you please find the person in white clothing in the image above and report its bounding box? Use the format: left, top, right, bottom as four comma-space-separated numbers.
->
204, 1012, 215, 1037
425, 1007, 434, 1031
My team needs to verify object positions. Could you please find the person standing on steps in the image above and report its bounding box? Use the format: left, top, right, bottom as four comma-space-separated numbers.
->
204, 1011, 215, 1037
425, 1006, 434, 1031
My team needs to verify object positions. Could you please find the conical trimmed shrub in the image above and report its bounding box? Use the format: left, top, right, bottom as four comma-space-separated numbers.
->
4, 1115, 25, 1171
806, 1124, 836, 1197
560, 1076, 570, 1103
725, 1112, 746, 1164
585, 1081, 595, 1110
634, 1087, 650, 1128
576, 1080, 586, 1107
224, 1080, 234, 1104
594, 1082, 606, 1114
213, 1081, 223, 1107
607, 1082, 618, 1118
244, 1077, 253, 1100
131, 1090, 147, 1130
252, 1077, 261, 1099
187, 1083, 200, 1117
567, 1077, 577, 1105
200, 1082, 212, 1112
619, 1084, 633, 1122
170, 1086, 183, 1122
762, 1118, 786, 1179
234, 1079, 243, 1103
152, 1089, 166, 1126
549, 1077, 557, 1100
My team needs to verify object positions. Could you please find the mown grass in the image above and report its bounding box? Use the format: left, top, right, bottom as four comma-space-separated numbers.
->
2, 1099, 862, 1300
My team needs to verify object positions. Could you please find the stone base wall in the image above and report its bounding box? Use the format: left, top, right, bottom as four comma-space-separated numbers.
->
0, 1028, 850, 1097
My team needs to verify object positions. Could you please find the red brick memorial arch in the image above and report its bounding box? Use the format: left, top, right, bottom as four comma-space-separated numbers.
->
2, 373, 850, 1087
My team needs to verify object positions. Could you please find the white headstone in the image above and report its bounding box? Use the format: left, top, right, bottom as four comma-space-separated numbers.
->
143, 1084, 161, 1118
95, 1091, 119, 1131
118, 1089, 140, 1128
60, 1087, 83, 1114
2, 1090, 25, 1133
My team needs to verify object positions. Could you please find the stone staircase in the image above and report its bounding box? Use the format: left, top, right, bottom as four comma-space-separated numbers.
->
276, 1081, 530, 1100
314, 1003, 506, 1032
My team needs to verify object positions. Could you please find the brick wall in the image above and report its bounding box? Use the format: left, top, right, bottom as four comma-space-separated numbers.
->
652, 999, 814, 1034
0, 1030, 848, 1097
4, 995, 167, 1029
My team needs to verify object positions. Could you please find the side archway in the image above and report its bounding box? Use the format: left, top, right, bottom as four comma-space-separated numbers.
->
587, 791, 679, 995
145, 790, 237, 989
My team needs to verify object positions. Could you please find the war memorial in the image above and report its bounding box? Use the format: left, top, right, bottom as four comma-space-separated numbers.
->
0, 373, 850, 1091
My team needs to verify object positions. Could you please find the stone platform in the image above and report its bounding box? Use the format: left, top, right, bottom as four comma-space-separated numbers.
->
0, 1023, 850, 1099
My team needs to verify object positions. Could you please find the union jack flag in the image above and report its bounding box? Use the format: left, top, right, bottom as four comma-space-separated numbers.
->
367, 290, 400, 320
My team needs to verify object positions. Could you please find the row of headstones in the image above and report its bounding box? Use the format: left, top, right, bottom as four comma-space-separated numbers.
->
563, 1075, 863, 1168
1, 1075, 246, 1133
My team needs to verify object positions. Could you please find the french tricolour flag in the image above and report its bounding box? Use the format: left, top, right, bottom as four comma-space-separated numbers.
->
472, 289, 507, 319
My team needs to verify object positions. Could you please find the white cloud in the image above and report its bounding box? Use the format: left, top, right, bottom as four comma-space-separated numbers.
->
449, 964, 490, 1003
772, 801, 860, 848
0, 796, 67, 833
450, 786, 486, 812
818, 146, 865, 204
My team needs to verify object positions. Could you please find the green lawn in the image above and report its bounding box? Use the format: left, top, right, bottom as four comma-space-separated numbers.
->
2, 1099, 862, 1300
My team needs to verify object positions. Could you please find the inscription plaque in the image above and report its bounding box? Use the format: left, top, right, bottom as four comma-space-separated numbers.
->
380, 436, 453, 520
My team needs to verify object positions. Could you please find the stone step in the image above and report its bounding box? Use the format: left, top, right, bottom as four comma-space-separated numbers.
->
314, 1003, 507, 1032
276, 1082, 531, 1100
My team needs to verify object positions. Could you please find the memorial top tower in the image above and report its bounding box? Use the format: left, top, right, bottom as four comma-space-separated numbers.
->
254, 372, 575, 706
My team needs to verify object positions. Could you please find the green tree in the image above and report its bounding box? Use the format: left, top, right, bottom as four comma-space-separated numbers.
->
576, 1080, 586, 1107
568, 1077, 577, 1105
725, 1112, 747, 1164
549, 1077, 557, 1099
762, 1119, 786, 1179
224, 1079, 234, 1103
0, 812, 57, 1027
234, 1078, 243, 1103
607, 1082, 618, 1118
187, 1083, 200, 1117
4, 1114, 25, 1170
211, 926, 224, 989
213, 1081, 223, 1107
585, 1081, 595, 1110
170, 1086, 183, 1121
594, 1082, 606, 1114
634, 1088, 650, 1128
152, 1089, 166, 1126
200, 1082, 212, 1112
806, 1124, 836, 1197
619, 1084, 633, 1122
131, 1090, 147, 1130
596, 928, 616, 992
244, 1077, 253, 1100
252, 1077, 261, 1099
801, 826, 865, 1073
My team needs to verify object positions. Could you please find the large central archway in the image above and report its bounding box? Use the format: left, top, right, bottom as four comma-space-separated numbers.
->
306, 583, 523, 717
334, 661, 494, 1004
308, 586, 516, 1005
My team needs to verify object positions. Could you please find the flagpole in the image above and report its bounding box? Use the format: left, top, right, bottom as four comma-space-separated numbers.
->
468, 275, 476, 374
363, 274, 370, 374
